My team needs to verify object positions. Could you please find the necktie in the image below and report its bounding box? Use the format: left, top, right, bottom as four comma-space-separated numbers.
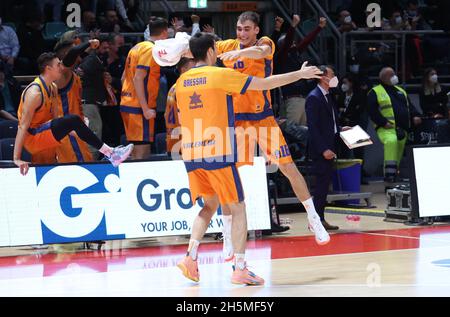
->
326, 94, 338, 134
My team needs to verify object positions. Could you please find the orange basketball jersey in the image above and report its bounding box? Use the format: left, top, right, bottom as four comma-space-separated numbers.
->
17, 76, 59, 161
120, 40, 161, 111
165, 83, 181, 153
216, 36, 275, 121
55, 73, 93, 163
175, 65, 252, 170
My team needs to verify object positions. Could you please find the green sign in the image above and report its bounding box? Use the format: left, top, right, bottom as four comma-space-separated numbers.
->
188, 0, 207, 9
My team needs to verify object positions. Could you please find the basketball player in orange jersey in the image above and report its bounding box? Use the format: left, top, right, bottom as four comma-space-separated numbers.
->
14, 52, 133, 176
176, 33, 322, 285
164, 57, 195, 155
53, 39, 100, 163
212, 12, 331, 261
120, 17, 168, 159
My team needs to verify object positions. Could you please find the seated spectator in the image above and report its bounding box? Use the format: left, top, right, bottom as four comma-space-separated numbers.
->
403, 0, 430, 30
100, 9, 121, 33
0, 69, 16, 121
419, 68, 449, 119
0, 16, 19, 74
383, 9, 411, 32
78, 11, 98, 34
336, 10, 358, 33
16, 13, 45, 75
337, 74, 366, 127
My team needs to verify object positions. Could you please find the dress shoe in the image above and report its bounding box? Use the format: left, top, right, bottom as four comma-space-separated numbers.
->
271, 223, 290, 233
321, 220, 339, 231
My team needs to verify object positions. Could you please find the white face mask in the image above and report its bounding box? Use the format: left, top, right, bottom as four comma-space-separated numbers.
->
341, 83, 350, 92
395, 16, 402, 25
328, 76, 339, 88
390, 75, 399, 85
430, 74, 438, 84
344, 16, 352, 24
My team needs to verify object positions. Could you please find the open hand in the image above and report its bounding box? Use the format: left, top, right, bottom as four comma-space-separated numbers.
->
299, 61, 323, 79
14, 159, 30, 176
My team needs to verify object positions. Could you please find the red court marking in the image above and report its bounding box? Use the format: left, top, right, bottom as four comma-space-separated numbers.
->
0, 226, 449, 278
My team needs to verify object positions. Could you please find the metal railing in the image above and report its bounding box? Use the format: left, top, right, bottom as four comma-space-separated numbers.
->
340, 30, 446, 84
271, 0, 321, 63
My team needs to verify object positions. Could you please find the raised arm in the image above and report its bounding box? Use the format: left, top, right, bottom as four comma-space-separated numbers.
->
248, 62, 322, 91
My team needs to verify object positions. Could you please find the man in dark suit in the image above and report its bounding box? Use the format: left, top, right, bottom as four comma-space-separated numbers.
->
306, 65, 344, 230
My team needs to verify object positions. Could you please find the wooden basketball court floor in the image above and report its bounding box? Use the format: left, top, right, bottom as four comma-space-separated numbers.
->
1, 212, 450, 297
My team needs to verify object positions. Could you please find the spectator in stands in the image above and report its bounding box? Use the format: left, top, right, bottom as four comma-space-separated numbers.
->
403, 0, 429, 30
106, 33, 125, 103
0, 70, 16, 121
78, 36, 110, 159
38, 0, 64, 22
274, 15, 327, 126
383, 9, 411, 32
79, 11, 98, 34
336, 10, 358, 33
419, 68, 449, 118
337, 74, 367, 160
367, 67, 422, 183
0, 16, 19, 74
16, 13, 45, 75
100, 9, 121, 33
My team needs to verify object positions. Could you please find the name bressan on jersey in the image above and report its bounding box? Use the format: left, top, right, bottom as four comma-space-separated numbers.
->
183, 77, 207, 87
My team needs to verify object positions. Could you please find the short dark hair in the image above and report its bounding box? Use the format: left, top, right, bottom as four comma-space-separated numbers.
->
37, 52, 58, 73
149, 16, 168, 36
189, 32, 215, 62
237, 11, 260, 26
316, 65, 335, 83
177, 57, 194, 72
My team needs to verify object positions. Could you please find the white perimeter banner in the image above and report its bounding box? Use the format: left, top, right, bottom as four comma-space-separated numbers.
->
0, 158, 270, 247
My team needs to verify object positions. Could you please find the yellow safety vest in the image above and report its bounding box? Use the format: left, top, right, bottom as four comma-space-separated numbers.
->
371, 84, 408, 126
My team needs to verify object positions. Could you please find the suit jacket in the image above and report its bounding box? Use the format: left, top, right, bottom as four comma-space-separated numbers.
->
306, 86, 340, 159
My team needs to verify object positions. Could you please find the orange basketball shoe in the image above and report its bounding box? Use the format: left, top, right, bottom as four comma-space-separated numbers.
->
231, 264, 265, 286
177, 255, 200, 282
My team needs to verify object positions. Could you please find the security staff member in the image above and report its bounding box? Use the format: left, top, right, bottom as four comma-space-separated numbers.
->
368, 67, 422, 183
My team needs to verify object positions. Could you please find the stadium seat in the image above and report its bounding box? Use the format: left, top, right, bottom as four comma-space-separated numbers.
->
43, 22, 68, 40
0, 120, 18, 139
0, 138, 31, 161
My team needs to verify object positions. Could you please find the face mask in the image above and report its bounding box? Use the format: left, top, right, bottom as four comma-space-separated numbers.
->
390, 75, 399, 85
430, 74, 438, 84
344, 16, 352, 24
408, 10, 417, 17
328, 76, 339, 88
349, 64, 360, 74
395, 16, 402, 25
341, 83, 350, 92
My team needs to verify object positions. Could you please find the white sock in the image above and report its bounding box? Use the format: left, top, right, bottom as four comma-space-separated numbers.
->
99, 144, 113, 157
187, 239, 200, 260
234, 253, 246, 270
302, 197, 319, 221
222, 215, 232, 239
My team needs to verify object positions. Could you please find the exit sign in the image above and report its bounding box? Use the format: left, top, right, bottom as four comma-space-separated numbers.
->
188, 0, 207, 9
